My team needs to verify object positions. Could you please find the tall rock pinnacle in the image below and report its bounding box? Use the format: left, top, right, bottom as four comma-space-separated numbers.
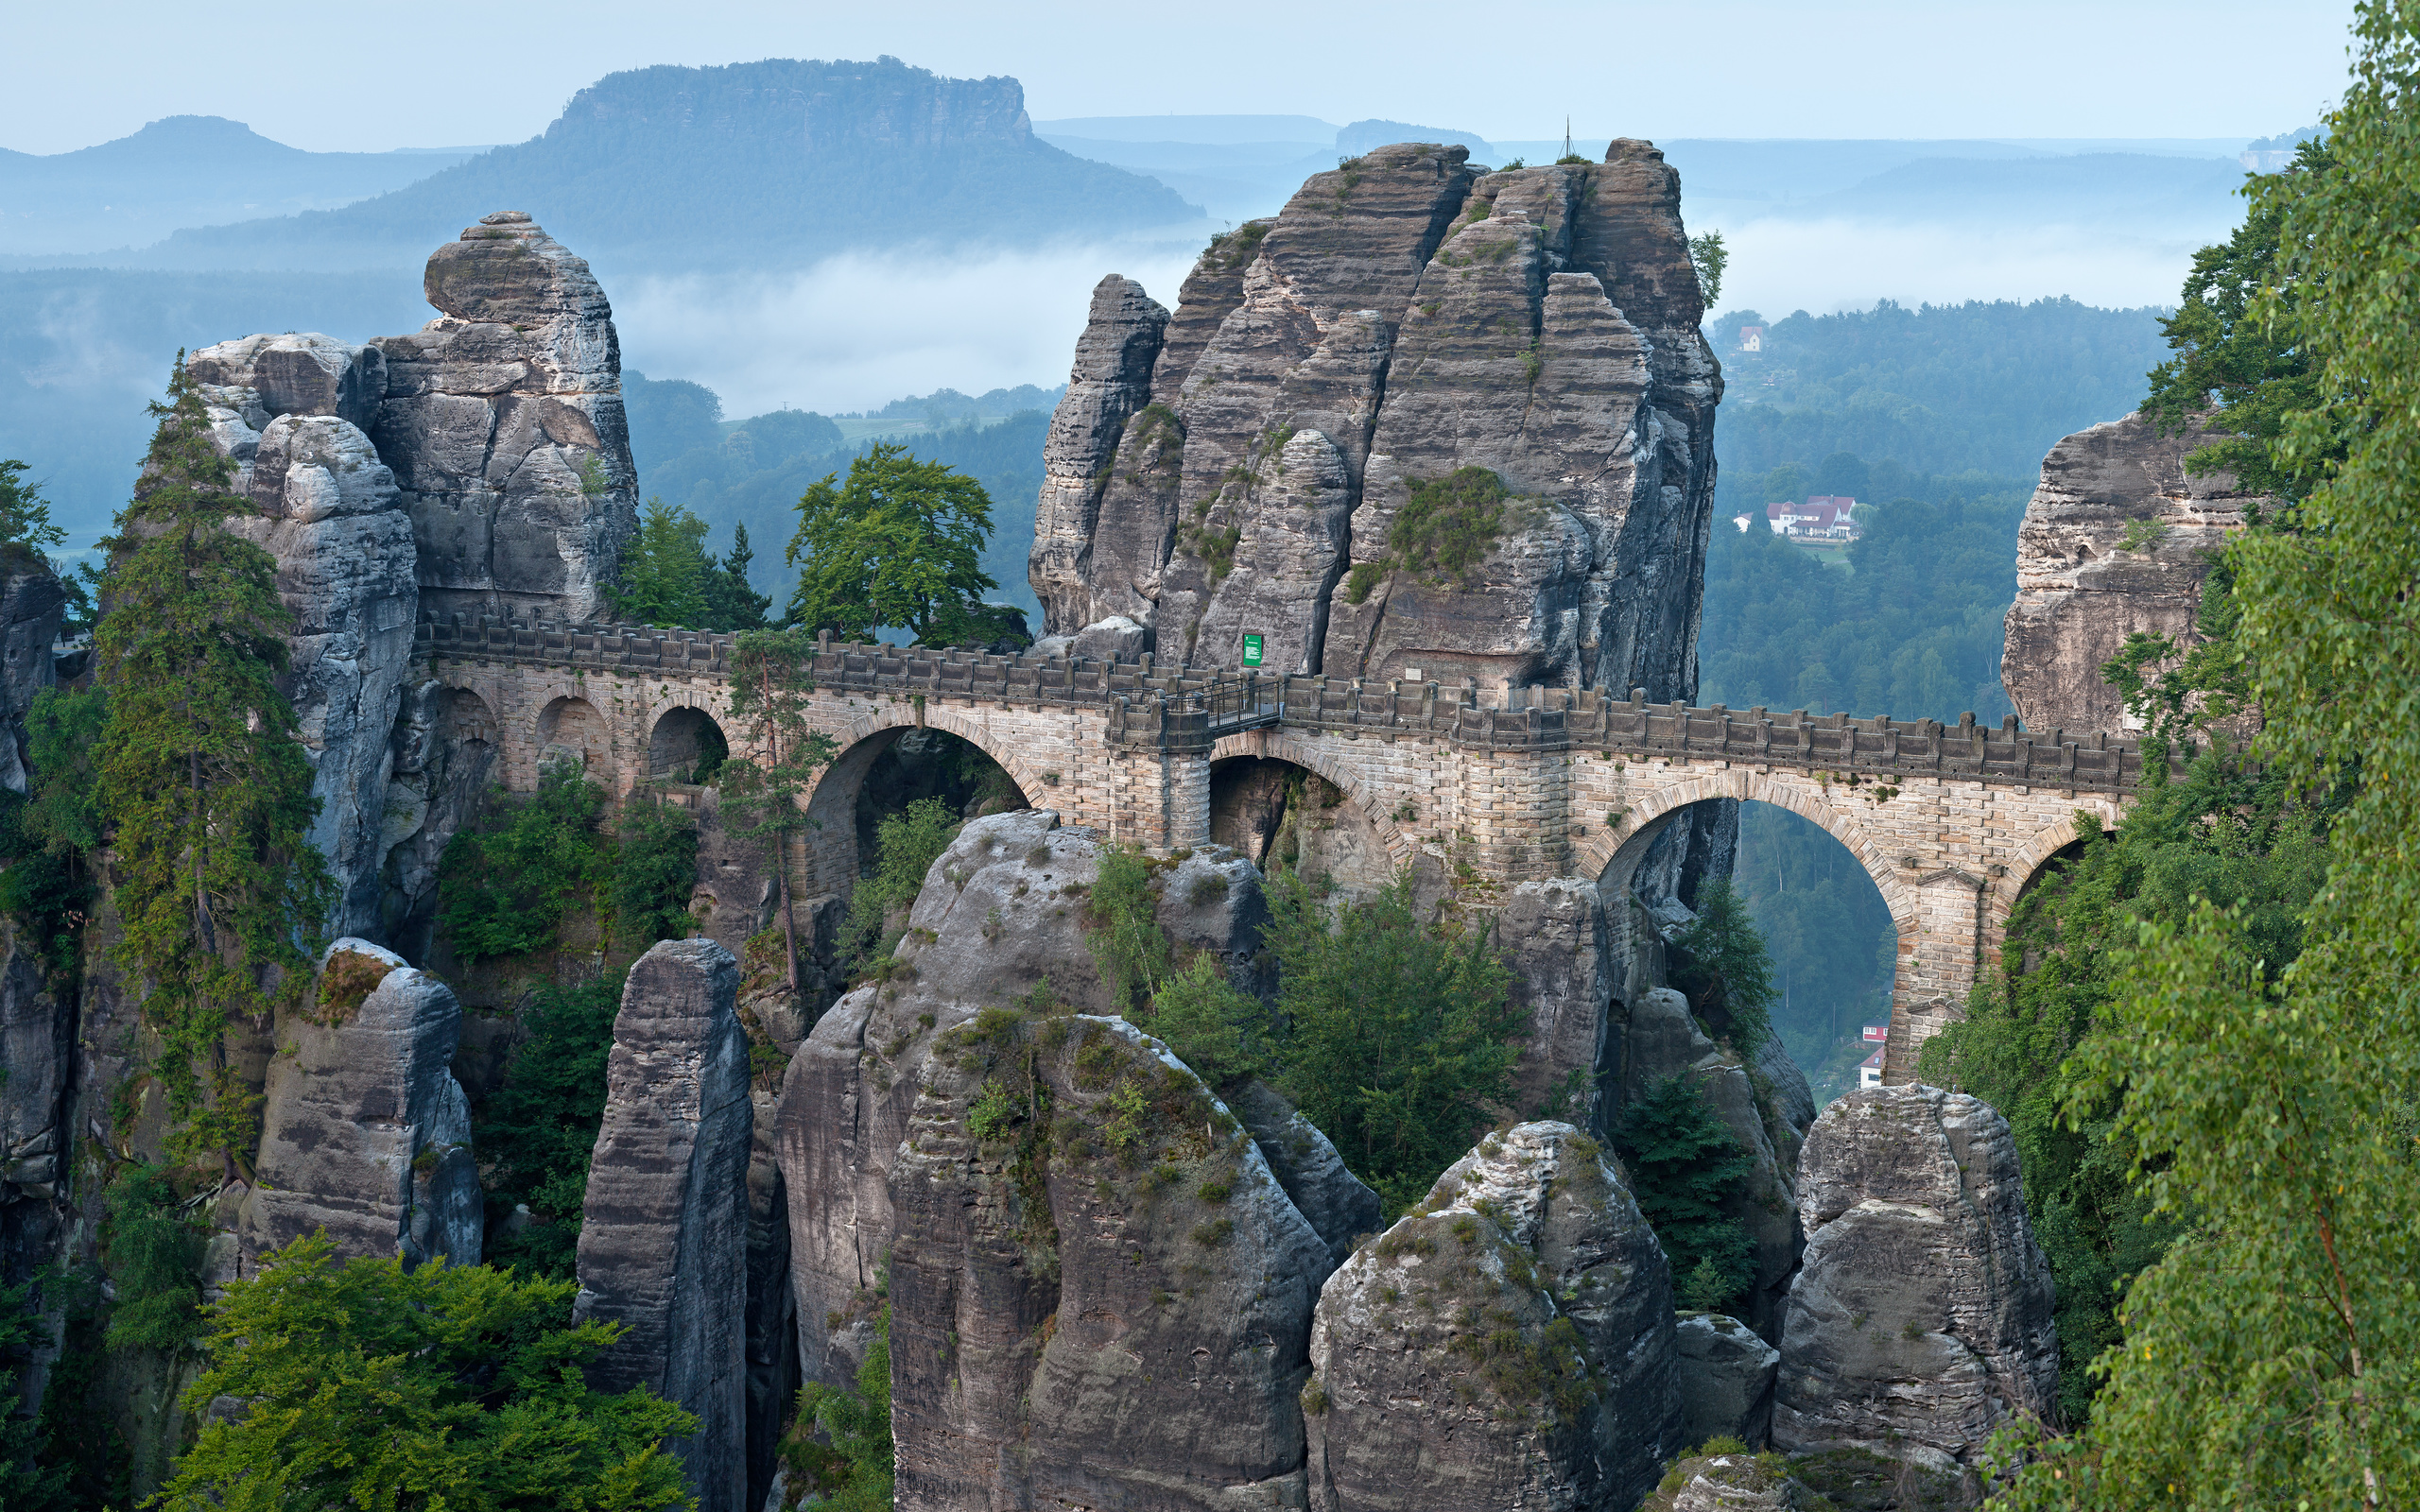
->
1030, 140, 1721, 695
373, 211, 640, 624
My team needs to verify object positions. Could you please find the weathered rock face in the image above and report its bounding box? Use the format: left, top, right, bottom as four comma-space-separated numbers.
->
1495, 878, 1616, 1127
0, 560, 65, 798
1641, 1451, 1805, 1512
192, 336, 422, 939
576, 938, 752, 1512
1229, 1078, 1383, 1265
1773, 1085, 2058, 1472
1032, 139, 1720, 697
0, 931, 70, 1257
1305, 1122, 1680, 1512
376, 679, 497, 956
372, 212, 639, 625
1624, 988, 1808, 1339
2002, 410, 2262, 734
776, 810, 1273, 1386
239, 939, 480, 1270
890, 1011, 1334, 1512
1030, 275, 1170, 635
1675, 1313, 1781, 1450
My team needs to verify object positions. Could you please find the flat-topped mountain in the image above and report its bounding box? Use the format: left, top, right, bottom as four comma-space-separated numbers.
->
114, 59, 1203, 272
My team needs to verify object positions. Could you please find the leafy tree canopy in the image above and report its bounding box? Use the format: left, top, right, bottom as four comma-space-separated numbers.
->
784, 442, 999, 645
155, 1232, 698, 1512
475, 973, 626, 1280
610, 499, 770, 632
1995, 7, 2420, 1500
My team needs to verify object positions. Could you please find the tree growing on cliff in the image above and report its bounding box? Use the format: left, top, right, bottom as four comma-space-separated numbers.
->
94, 355, 333, 1166
155, 1233, 699, 1512
718, 628, 838, 989
1612, 1074, 1755, 1314
784, 443, 1001, 644
1995, 6, 2420, 1499
1265, 868, 1523, 1215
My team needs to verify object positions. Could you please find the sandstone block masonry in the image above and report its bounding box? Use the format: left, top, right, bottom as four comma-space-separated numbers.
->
415, 617, 2152, 1075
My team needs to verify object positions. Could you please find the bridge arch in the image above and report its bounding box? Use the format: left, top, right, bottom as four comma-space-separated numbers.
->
798, 703, 1047, 900
1578, 770, 1916, 934
1207, 730, 1417, 889
536, 695, 614, 782
647, 704, 730, 784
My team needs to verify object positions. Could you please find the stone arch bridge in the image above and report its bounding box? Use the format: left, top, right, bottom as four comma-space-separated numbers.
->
413, 613, 2165, 1079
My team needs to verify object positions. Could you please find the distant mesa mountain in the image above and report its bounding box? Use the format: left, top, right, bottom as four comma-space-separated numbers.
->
1333, 119, 1495, 158
0, 115, 478, 255
105, 59, 1204, 273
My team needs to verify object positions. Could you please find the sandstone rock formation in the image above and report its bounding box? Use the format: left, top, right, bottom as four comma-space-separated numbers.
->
1032, 140, 1720, 696
890, 1012, 1334, 1511
192, 335, 421, 938
1675, 1313, 1780, 1449
373, 212, 639, 625
576, 938, 752, 1512
2002, 409, 2262, 734
1229, 1078, 1383, 1266
1305, 1122, 1680, 1512
1495, 878, 1615, 1125
188, 214, 639, 943
239, 939, 480, 1270
1773, 1084, 2058, 1472
0, 559, 65, 798
777, 809, 1275, 1386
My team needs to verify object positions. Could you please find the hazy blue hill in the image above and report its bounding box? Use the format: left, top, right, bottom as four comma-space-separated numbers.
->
119, 59, 1204, 272
0, 115, 475, 255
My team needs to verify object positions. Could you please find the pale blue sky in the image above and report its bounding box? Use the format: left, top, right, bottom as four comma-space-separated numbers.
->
14, 0, 2346, 156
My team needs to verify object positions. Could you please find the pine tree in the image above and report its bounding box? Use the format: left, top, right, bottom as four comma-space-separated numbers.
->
608, 497, 715, 628
706, 522, 772, 631
1612, 1074, 1755, 1314
95, 354, 333, 1168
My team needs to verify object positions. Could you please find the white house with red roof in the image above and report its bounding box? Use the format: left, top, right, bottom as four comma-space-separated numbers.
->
1766, 496, 1862, 541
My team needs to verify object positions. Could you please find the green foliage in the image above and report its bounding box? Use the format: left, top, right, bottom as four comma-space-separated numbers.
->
1700, 490, 2024, 724
1688, 230, 1727, 306
1707, 296, 2172, 486
783, 1307, 892, 1511
0, 457, 66, 560
1924, 753, 2326, 1422
0, 1277, 70, 1512
609, 499, 770, 632
785, 442, 997, 644
0, 696, 104, 975
2141, 137, 2336, 502
155, 1231, 698, 1512
610, 497, 714, 628
1147, 954, 1271, 1089
437, 765, 612, 964
475, 973, 626, 1280
838, 797, 960, 974
1992, 11, 2420, 1502
101, 1162, 206, 1352
1666, 880, 1776, 1050
1389, 467, 1511, 581
614, 794, 700, 951
1612, 1075, 1754, 1316
1733, 802, 1899, 1105
1084, 847, 1170, 1009
95, 354, 335, 1159
1265, 868, 1523, 1215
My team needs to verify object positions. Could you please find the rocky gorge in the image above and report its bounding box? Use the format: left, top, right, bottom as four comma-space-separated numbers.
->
0, 140, 2105, 1512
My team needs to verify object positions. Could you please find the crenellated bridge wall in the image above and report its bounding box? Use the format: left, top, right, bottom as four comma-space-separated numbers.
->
414, 613, 2163, 1079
